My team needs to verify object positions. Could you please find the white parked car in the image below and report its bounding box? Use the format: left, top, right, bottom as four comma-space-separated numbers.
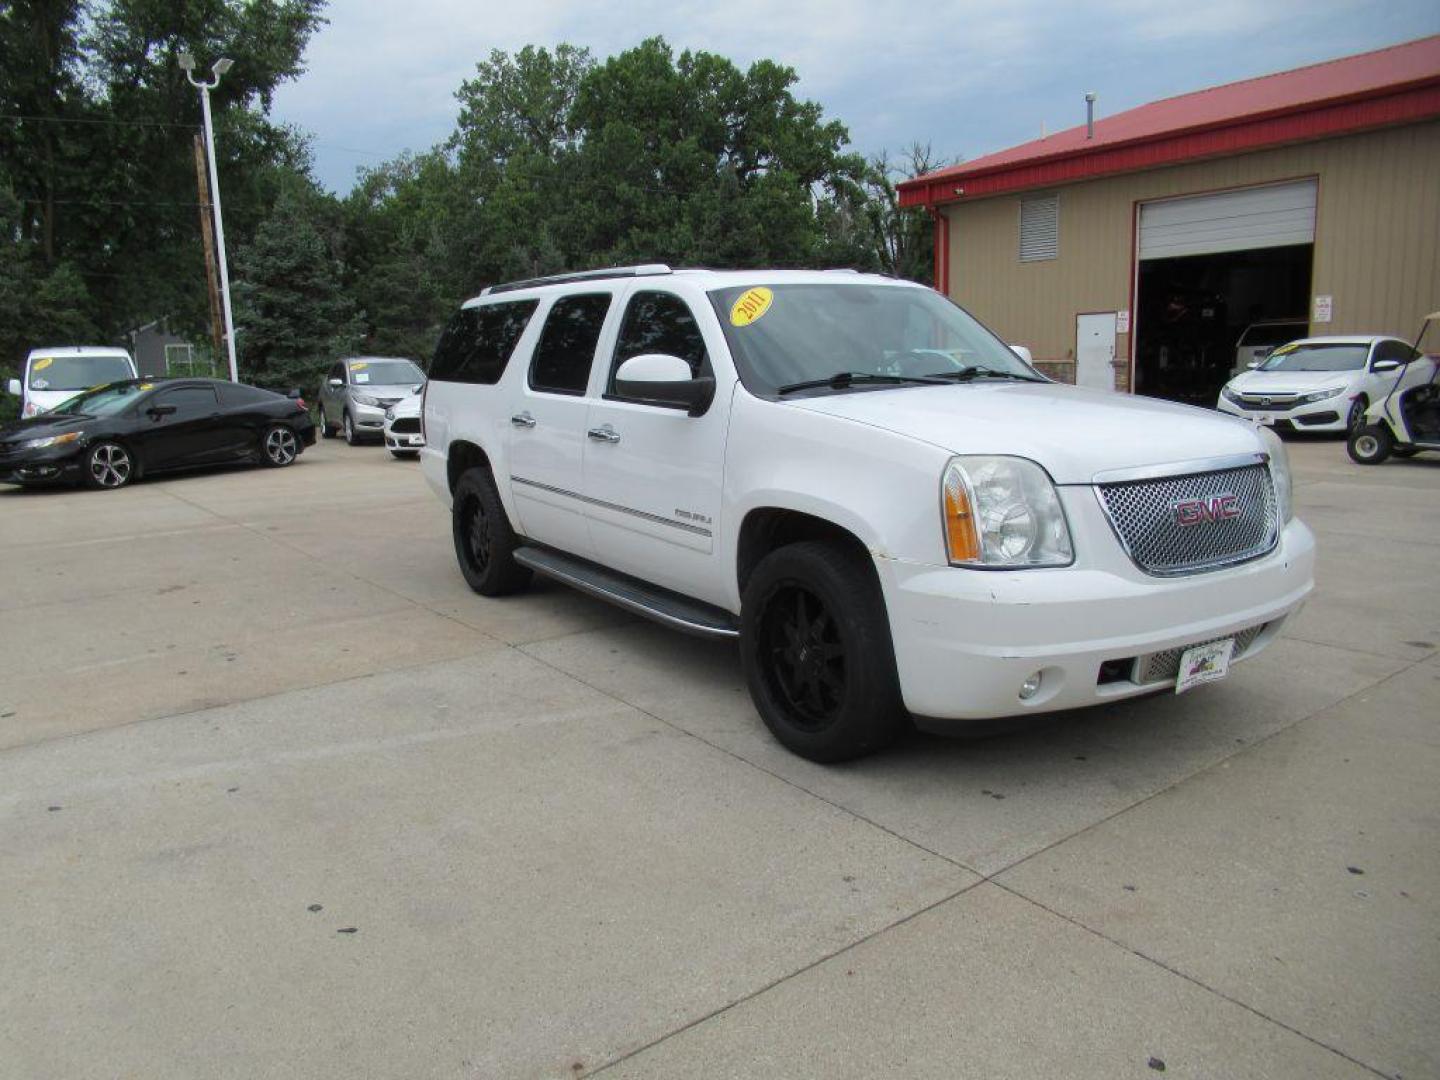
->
383, 394, 424, 458
422, 266, 1315, 762
1217, 335, 1416, 432
7, 346, 138, 418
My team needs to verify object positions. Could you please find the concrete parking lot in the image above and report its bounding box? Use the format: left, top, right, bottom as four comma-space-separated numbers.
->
0, 436, 1435, 1080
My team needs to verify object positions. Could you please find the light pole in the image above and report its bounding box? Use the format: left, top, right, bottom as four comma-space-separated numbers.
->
180, 51, 239, 383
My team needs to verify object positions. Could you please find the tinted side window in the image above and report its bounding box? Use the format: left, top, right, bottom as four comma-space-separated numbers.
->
1377, 340, 1414, 365
219, 383, 276, 407
430, 300, 540, 384
154, 386, 218, 419
328, 362, 346, 382
609, 292, 708, 392
530, 294, 612, 395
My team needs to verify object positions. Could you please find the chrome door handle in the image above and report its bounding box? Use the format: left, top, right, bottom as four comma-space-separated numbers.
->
587, 424, 621, 444
510, 412, 536, 428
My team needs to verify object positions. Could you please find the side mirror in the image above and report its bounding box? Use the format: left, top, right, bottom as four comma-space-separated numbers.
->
327, 377, 343, 388
6, 378, 19, 396
1372, 359, 1402, 373
147, 403, 177, 420
1009, 345, 1033, 365
614, 354, 715, 417
1246, 361, 1261, 370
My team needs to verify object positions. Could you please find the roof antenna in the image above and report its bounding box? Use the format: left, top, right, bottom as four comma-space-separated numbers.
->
1085, 92, 1096, 139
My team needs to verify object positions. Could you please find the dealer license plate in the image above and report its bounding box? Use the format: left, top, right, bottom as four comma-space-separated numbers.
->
1175, 638, 1235, 694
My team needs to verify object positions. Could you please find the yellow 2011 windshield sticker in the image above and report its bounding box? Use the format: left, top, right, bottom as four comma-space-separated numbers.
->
1270, 343, 1296, 356
33, 357, 53, 371
730, 287, 773, 327
349, 361, 368, 371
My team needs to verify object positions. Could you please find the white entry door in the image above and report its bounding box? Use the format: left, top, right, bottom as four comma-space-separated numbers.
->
1076, 312, 1117, 392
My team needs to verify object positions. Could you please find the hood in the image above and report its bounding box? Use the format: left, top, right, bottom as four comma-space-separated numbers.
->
388, 394, 422, 417
1227, 369, 1358, 394
0, 412, 94, 441
785, 382, 1265, 484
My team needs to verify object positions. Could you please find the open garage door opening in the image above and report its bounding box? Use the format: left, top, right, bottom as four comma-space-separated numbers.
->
1133, 180, 1315, 407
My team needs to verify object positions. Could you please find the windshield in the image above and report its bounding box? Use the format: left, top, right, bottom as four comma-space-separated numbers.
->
29, 354, 133, 391
48, 382, 150, 417
1259, 343, 1369, 372
709, 284, 1042, 396
349, 359, 423, 386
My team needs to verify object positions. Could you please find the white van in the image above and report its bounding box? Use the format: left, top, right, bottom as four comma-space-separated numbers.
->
8, 346, 139, 418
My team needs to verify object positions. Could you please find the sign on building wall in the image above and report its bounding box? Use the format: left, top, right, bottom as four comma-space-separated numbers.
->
1313, 295, 1333, 323
1116, 309, 1131, 334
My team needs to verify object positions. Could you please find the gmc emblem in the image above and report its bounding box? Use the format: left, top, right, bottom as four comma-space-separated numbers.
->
1172, 494, 1240, 527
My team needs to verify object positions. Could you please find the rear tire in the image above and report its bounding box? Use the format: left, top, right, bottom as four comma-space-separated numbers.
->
740, 540, 905, 762
318, 410, 335, 438
452, 467, 532, 596
1347, 423, 1393, 465
261, 425, 299, 467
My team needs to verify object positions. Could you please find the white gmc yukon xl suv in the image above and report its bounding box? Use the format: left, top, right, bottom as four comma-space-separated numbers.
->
421, 266, 1314, 762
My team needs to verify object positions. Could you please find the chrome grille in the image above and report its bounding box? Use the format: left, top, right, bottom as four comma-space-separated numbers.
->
1133, 623, 1268, 684
1097, 463, 1278, 576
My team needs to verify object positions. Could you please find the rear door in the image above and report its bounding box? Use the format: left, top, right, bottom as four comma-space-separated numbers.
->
506, 292, 616, 558
581, 286, 730, 600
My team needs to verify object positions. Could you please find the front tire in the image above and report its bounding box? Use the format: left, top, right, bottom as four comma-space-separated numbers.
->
1347, 423, 1393, 465
318, 410, 335, 438
390, 449, 418, 460
452, 467, 532, 596
342, 411, 358, 446
1346, 395, 1368, 431
741, 541, 905, 762
83, 441, 134, 490
261, 425, 300, 467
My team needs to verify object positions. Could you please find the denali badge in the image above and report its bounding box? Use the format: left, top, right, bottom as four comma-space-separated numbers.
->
1172, 494, 1240, 527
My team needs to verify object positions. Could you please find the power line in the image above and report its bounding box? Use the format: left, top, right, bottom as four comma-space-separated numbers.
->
18, 196, 204, 208
0, 113, 199, 130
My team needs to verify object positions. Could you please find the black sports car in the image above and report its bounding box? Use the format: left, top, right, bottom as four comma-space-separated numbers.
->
0, 378, 317, 490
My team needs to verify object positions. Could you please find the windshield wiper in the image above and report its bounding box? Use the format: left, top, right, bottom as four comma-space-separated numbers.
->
776, 371, 949, 395
919, 366, 1045, 383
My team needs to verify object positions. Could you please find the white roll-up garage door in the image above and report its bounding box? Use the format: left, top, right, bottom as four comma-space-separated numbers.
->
1138, 179, 1317, 260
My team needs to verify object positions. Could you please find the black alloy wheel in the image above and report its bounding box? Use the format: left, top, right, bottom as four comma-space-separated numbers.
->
262, 425, 299, 467
1346, 396, 1368, 431
741, 541, 905, 762
451, 467, 532, 596
84, 441, 133, 490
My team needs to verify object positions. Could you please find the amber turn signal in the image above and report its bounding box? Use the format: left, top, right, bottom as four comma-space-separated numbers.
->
942, 470, 980, 563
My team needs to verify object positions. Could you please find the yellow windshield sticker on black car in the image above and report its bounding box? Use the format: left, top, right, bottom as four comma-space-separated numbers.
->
730, 287, 773, 327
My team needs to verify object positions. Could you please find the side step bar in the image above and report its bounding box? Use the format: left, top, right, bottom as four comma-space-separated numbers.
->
513, 546, 740, 640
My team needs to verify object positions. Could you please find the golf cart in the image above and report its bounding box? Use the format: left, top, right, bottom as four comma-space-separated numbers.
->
1347, 311, 1440, 465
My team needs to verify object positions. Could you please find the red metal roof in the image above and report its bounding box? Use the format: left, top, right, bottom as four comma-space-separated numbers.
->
899, 35, 1440, 208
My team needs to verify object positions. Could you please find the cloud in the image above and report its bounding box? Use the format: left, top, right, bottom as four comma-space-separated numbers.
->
270, 0, 1440, 191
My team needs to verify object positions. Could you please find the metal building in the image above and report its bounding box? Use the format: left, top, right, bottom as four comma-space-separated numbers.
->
898, 35, 1440, 407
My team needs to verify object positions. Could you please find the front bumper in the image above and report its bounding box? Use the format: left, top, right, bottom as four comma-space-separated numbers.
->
383, 422, 425, 451
0, 444, 86, 485
878, 516, 1315, 722
350, 402, 389, 435
1217, 396, 1350, 432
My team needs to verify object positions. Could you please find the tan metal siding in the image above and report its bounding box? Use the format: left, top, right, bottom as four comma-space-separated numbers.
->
944, 120, 1440, 373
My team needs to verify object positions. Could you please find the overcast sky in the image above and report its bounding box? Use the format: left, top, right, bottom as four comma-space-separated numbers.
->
271, 0, 1440, 193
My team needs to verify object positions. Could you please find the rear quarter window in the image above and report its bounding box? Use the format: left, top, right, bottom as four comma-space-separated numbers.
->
430, 300, 540, 384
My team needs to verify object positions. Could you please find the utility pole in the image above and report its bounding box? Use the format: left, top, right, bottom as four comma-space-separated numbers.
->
192, 134, 225, 368
180, 52, 238, 382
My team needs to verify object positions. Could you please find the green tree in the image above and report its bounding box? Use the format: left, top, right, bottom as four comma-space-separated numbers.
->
233, 183, 361, 391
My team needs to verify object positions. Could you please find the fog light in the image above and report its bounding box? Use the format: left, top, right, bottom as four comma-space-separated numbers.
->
1019, 672, 1043, 700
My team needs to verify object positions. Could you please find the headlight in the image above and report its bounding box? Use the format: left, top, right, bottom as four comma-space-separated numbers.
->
942, 456, 1073, 567
352, 393, 381, 407
21, 431, 81, 450
1297, 386, 1345, 405
1221, 386, 1244, 404
1258, 426, 1293, 523
384, 407, 395, 421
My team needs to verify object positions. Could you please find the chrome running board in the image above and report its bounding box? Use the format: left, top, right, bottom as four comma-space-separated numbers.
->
514, 546, 739, 640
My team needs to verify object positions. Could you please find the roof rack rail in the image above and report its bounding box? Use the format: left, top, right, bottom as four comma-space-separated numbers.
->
481, 264, 673, 296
